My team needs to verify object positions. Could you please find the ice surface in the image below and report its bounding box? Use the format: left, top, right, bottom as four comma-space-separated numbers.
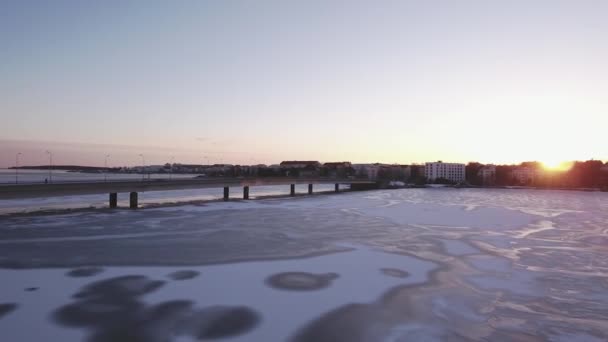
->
439, 239, 479, 256
1, 188, 608, 340
0, 246, 436, 342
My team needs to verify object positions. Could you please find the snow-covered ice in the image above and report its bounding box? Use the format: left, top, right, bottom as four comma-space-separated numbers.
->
1, 188, 607, 341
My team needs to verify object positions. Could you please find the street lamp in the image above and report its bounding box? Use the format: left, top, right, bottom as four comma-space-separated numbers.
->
104, 154, 110, 182
15, 152, 22, 184
138, 154, 146, 181
45, 150, 53, 183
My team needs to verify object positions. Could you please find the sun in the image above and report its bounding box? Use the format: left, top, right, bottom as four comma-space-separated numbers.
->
541, 160, 573, 171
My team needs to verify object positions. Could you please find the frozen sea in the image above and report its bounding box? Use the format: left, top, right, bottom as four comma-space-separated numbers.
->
1, 187, 608, 341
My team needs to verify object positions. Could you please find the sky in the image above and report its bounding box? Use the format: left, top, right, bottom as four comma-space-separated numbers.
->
1, 0, 607, 168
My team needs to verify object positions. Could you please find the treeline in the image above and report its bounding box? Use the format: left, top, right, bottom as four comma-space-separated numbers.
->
466, 160, 608, 189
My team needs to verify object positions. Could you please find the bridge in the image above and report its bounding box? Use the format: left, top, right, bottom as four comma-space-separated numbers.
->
0, 177, 378, 209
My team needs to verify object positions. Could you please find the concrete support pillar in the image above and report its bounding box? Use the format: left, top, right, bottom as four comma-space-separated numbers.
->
129, 192, 138, 209
243, 186, 249, 200
335, 183, 339, 192
223, 187, 229, 201
290, 184, 295, 196
308, 184, 313, 194
109, 193, 118, 208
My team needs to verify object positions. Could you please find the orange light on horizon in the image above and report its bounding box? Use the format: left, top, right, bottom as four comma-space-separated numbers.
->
541, 160, 574, 172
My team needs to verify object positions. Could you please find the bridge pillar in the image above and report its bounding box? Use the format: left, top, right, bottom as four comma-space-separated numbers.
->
308, 184, 313, 194
129, 192, 138, 209
243, 186, 249, 200
335, 183, 339, 192
290, 184, 295, 196
109, 193, 118, 208
223, 187, 229, 201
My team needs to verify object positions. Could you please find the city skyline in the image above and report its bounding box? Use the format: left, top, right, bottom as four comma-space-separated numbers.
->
2, 1, 607, 167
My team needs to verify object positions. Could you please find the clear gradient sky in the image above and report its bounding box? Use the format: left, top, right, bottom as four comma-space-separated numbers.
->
1, 0, 607, 168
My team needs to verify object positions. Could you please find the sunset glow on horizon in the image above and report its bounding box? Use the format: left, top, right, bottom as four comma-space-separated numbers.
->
541, 160, 575, 172
1, 1, 607, 168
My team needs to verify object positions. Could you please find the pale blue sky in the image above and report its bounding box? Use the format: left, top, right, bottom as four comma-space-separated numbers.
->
1, 0, 607, 167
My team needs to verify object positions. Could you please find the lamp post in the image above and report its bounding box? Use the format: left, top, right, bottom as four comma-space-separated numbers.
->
45, 150, 53, 183
249, 158, 257, 176
15, 152, 22, 184
138, 154, 146, 181
169, 156, 174, 180
104, 154, 110, 182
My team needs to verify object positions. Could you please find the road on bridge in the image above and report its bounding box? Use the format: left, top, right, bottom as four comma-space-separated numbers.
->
0, 177, 377, 200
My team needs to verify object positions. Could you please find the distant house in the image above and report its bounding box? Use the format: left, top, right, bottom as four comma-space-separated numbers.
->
279, 161, 321, 177
256, 164, 281, 177
377, 164, 411, 181
409, 164, 426, 180
173, 163, 209, 173
352, 163, 410, 181
477, 165, 496, 185
137, 165, 164, 173
322, 162, 353, 178
353, 164, 380, 180
323, 161, 352, 169
511, 167, 541, 185
280, 161, 321, 169
243, 164, 268, 177
203, 164, 235, 176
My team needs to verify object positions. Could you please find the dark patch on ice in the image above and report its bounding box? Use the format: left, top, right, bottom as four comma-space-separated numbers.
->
53, 275, 165, 330
193, 306, 261, 339
52, 275, 260, 341
0, 303, 18, 319
24, 287, 39, 291
71, 275, 165, 300
266, 272, 338, 291
292, 303, 386, 342
66, 267, 104, 277
167, 270, 199, 281
380, 268, 409, 278
291, 303, 454, 342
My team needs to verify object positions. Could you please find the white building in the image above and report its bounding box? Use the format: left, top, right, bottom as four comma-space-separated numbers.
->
425, 161, 465, 183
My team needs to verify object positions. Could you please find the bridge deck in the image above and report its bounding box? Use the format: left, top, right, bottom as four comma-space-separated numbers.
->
0, 177, 376, 199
